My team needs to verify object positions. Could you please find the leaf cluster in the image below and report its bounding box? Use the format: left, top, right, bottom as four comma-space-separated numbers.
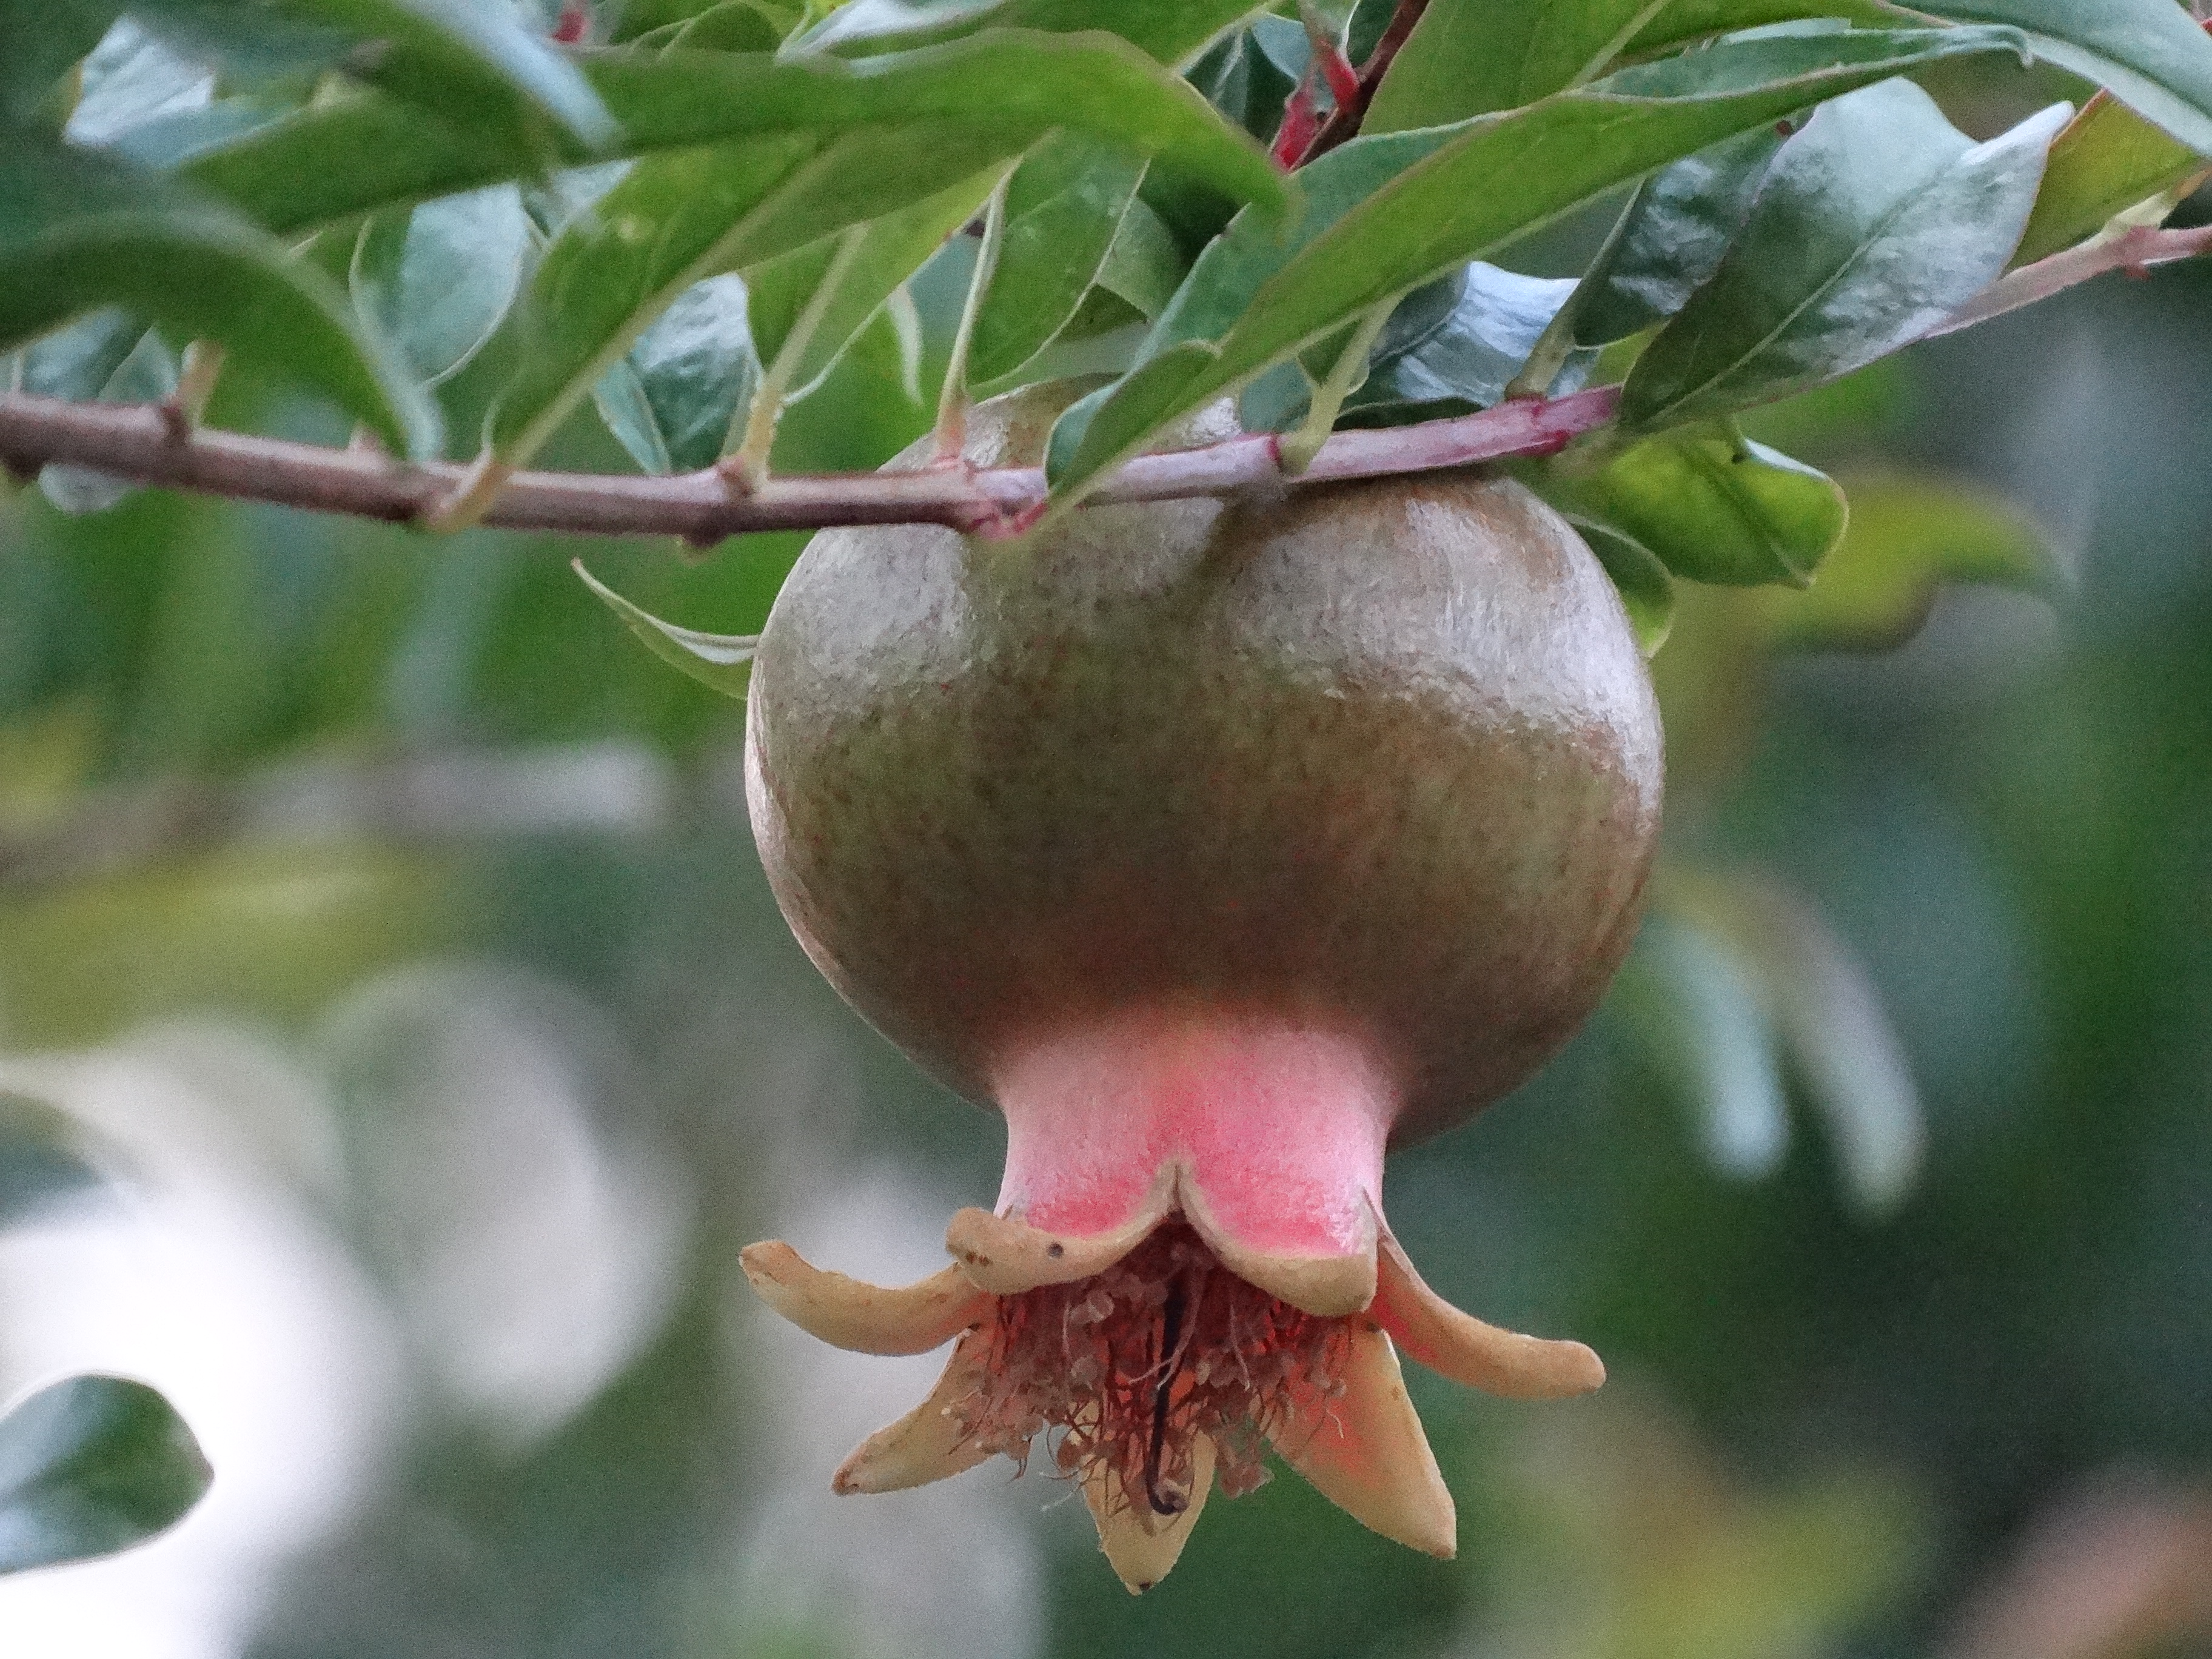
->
1, 0, 2209, 640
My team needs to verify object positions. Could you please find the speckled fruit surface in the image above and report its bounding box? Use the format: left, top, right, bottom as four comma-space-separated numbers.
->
743, 389, 1663, 1145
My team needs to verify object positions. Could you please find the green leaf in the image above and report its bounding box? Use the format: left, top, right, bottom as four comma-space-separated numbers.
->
1621, 85, 2070, 431
488, 133, 817, 464
150, 0, 613, 152
594, 273, 759, 474
798, 0, 1270, 66
748, 166, 999, 401
1525, 425, 1848, 588
1575, 520, 1678, 655
1908, 0, 2212, 156
183, 32, 1285, 237
611, 0, 801, 45
1093, 196, 1184, 320
0, 1093, 102, 1230
1575, 125, 1786, 346
2013, 92, 2210, 264
1044, 336, 1215, 485
1338, 261, 1597, 426
1051, 26, 2032, 502
967, 135, 1147, 387
1364, 0, 1894, 131
0, 1376, 212, 1574
1752, 471, 2055, 648
351, 183, 531, 387
1674, 873, 1923, 1215
1612, 914, 1789, 1178
63, 18, 215, 148
572, 560, 757, 697
0, 137, 437, 456
657, 0, 788, 51
488, 128, 999, 466
1183, 24, 1302, 145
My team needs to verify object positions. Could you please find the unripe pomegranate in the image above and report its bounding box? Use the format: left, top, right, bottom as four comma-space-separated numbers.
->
740, 389, 1663, 1590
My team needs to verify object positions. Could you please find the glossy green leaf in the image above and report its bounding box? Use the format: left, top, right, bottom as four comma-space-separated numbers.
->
2013, 92, 2210, 265
183, 32, 1285, 237
488, 134, 815, 464
572, 561, 757, 697
1575, 125, 1786, 346
658, 0, 786, 51
1093, 196, 1184, 320
611, 0, 801, 44
1613, 914, 1790, 1179
1623, 85, 2070, 431
594, 273, 759, 474
1575, 519, 1678, 655
0, 138, 437, 456
1182, 24, 1302, 146
1339, 262, 1596, 426
1364, 0, 1893, 131
63, 18, 215, 147
1134, 124, 1461, 363
1051, 26, 2031, 501
351, 184, 530, 387
488, 128, 1000, 465
0, 1094, 102, 1229
968, 136, 1147, 387
1753, 471, 2055, 648
748, 165, 999, 402
149, 0, 612, 152
0, 1376, 212, 1574
1527, 425, 1847, 588
798, 0, 1269, 66
1909, 0, 2212, 156
1694, 874, 1923, 1215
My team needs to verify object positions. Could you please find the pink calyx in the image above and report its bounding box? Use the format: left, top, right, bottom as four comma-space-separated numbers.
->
968, 1010, 1393, 1314
738, 1008, 1607, 1593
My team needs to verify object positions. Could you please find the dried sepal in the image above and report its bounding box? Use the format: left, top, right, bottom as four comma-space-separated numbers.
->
1372, 1234, 1605, 1399
945, 1173, 1173, 1295
740, 1241, 993, 1356
1084, 1432, 1218, 1594
831, 1330, 997, 1494
1268, 1321, 1456, 1558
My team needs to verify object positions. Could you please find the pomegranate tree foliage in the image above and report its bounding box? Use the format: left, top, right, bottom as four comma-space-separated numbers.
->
2, 0, 2208, 572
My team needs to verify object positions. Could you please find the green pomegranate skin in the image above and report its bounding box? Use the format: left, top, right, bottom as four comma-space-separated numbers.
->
744, 395, 1663, 1145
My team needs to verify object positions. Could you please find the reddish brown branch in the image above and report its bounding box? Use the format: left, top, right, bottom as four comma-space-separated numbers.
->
1925, 223, 2212, 339
1, 219, 2199, 545
0, 387, 1621, 544
1301, 0, 1430, 165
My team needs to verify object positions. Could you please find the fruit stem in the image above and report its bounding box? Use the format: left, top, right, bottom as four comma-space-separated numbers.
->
934, 175, 1011, 465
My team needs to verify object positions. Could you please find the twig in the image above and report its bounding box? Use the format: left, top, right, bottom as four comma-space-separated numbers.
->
0, 386, 1621, 544
1, 217, 2196, 545
1924, 223, 2212, 340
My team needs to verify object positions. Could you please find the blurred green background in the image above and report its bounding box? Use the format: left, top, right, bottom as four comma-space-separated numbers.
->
2, 172, 2210, 1659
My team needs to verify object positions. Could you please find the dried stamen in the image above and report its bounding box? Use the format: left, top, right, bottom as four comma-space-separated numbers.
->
954, 1220, 1352, 1512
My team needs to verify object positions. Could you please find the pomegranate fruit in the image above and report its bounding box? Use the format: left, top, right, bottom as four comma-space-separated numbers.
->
739, 387, 1663, 1590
